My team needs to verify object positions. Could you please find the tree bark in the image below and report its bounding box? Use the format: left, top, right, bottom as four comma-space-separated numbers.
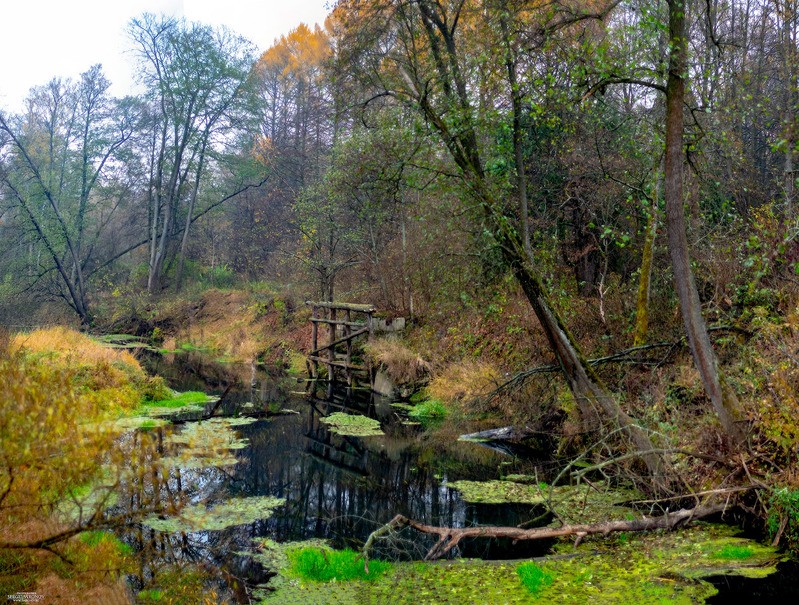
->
664, 0, 744, 443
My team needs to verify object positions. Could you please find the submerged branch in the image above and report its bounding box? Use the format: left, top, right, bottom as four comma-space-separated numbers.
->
363, 503, 728, 562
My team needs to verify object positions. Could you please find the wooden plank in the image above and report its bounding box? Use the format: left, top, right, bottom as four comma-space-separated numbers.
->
309, 327, 370, 356
306, 355, 366, 371
310, 318, 366, 327
306, 301, 376, 313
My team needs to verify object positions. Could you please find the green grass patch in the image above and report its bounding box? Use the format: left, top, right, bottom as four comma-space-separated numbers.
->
517, 562, 554, 594
408, 399, 448, 420
711, 545, 756, 560
286, 547, 391, 582
145, 390, 209, 408
79, 530, 133, 555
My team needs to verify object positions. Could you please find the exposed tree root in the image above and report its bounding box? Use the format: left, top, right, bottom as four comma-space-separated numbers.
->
363, 504, 728, 563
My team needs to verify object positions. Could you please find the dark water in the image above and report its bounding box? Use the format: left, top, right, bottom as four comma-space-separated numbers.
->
135, 354, 553, 593
139, 353, 798, 602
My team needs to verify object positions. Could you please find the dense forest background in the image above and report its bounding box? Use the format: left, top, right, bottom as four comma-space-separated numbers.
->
2, 0, 799, 469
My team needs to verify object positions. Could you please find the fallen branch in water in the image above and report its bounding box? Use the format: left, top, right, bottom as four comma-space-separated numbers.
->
362, 503, 728, 564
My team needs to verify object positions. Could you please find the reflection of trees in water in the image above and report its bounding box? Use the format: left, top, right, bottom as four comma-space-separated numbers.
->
232, 389, 541, 558
116, 374, 547, 598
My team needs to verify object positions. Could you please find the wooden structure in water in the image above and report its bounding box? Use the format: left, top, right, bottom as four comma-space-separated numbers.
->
306, 301, 375, 388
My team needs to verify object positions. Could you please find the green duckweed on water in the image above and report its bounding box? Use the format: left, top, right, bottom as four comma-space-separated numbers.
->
446, 479, 640, 523
321, 412, 384, 437
252, 523, 781, 605
142, 495, 285, 533
160, 416, 258, 469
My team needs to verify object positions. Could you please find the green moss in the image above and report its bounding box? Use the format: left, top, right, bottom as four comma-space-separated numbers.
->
137, 589, 164, 602
321, 412, 384, 437
517, 562, 554, 594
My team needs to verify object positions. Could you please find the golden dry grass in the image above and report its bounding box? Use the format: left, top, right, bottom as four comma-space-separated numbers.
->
365, 338, 432, 385
11, 326, 142, 371
428, 359, 501, 406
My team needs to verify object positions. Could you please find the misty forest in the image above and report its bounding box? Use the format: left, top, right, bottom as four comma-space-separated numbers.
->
3, 1, 799, 603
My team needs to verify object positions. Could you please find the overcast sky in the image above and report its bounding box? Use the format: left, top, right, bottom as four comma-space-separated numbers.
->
0, 0, 331, 111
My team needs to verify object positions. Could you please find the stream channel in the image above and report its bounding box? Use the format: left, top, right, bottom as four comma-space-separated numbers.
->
129, 352, 799, 604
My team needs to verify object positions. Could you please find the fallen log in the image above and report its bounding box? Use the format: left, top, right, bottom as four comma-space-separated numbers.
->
362, 503, 728, 563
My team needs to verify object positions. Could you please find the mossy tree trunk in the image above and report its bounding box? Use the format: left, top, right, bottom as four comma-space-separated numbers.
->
664, 0, 745, 444
348, 0, 668, 487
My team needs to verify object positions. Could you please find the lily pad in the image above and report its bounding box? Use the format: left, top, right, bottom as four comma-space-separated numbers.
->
143, 495, 285, 533
321, 412, 384, 437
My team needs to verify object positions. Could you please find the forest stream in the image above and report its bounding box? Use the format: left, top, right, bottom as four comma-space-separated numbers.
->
125, 352, 799, 604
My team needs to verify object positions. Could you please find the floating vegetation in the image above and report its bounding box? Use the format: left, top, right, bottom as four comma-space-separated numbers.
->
93, 333, 153, 349
161, 417, 257, 469
517, 523, 783, 603
447, 479, 547, 505
321, 412, 384, 437
147, 390, 212, 408
262, 524, 780, 604
143, 495, 285, 533
447, 479, 640, 523
112, 416, 169, 430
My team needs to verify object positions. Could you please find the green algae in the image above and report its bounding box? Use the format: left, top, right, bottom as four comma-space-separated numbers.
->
143, 495, 285, 533
160, 417, 257, 469
447, 479, 640, 523
254, 523, 781, 605
447, 479, 547, 505
321, 412, 384, 437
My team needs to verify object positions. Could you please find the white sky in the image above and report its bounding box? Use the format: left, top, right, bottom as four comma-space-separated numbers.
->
0, 0, 331, 111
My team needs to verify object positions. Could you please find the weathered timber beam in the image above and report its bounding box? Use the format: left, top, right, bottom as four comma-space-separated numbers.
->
306, 300, 376, 313
310, 318, 368, 328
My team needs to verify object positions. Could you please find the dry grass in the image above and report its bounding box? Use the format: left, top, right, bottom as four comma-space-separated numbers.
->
364, 338, 432, 385
11, 326, 142, 373
428, 360, 501, 407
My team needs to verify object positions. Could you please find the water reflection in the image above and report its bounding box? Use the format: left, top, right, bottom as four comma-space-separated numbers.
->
127, 356, 553, 599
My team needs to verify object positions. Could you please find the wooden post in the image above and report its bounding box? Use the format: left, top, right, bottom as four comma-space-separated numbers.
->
310, 305, 319, 378
328, 306, 337, 382
366, 310, 374, 390
345, 309, 353, 388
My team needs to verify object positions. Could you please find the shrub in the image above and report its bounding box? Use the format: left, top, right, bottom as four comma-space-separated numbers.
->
767, 487, 799, 552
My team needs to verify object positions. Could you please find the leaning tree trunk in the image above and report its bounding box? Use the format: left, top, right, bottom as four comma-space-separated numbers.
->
664, 0, 744, 444
406, 0, 668, 488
